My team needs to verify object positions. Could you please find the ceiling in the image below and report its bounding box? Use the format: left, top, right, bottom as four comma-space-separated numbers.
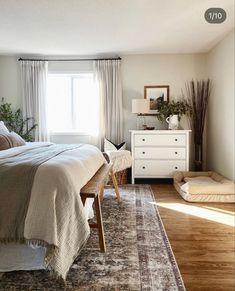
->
0, 0, 234, 56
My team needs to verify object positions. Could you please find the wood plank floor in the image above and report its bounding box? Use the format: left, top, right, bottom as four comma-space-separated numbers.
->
151, 184, 235, 291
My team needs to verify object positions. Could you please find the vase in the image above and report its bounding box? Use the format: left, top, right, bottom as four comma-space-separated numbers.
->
166, 115, 179, 130
194, 143, 203, 171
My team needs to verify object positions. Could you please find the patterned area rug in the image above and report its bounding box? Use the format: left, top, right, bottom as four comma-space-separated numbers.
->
0, 185, 185, 291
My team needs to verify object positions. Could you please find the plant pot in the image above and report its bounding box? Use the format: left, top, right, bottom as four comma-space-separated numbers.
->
166, 115, 179, 130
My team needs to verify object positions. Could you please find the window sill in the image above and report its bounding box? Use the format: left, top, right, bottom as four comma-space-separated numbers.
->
50, 132, 91, 136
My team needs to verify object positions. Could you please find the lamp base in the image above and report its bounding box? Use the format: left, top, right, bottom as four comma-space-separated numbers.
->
136, 115, 146, 130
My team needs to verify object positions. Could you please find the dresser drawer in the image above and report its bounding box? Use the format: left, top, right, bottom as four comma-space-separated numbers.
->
134, 147, 186, 160
134, 134, 186, 147
135, 160, 186, 176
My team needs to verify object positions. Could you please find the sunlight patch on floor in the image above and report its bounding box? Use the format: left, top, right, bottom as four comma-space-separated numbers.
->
157, 202, 235, 227
203, 206, 235, 215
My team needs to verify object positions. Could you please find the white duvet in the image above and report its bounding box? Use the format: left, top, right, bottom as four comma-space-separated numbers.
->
0, 142, 106, 278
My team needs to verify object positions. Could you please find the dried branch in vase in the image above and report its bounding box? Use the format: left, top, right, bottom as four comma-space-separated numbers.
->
185, 79, 212, 171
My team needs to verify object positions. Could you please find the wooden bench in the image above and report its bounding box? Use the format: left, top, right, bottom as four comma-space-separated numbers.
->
80, 162, 121, 252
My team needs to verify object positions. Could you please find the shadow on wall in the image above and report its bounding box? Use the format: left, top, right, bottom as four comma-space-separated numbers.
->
123, 88, 169, 149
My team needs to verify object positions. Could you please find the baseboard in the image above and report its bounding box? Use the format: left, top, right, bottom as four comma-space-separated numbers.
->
134, 178, 173, 184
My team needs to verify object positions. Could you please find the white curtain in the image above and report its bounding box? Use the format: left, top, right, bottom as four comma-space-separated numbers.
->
20, 60, 49, 141
94, 59, 123, 148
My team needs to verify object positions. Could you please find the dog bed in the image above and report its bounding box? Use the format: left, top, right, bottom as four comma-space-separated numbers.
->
174, 171, 235, 203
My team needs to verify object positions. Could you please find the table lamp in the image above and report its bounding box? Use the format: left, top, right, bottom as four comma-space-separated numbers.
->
132, 99, 150, 129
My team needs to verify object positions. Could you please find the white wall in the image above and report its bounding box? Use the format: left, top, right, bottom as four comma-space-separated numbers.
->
0, 45, 233, 178
121, 54, 208, 148
0, 54, 208, 158
0, 56, 21, 109
206, 30, 235, 181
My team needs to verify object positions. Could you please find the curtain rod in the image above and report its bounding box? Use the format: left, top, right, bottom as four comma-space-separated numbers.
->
18, 57, 121, 62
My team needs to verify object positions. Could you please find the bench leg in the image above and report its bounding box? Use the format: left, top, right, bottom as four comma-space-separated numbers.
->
111, 170, 121, 202
81, 195, 86, 206
100, 185, 104, 202
94, 194, 106, 253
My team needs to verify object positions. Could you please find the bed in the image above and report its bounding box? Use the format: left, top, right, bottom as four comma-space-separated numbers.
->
174, 171, 235, 203
0, 141, 106, 279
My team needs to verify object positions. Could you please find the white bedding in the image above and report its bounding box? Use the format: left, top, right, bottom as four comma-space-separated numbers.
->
0, 142, 52, 159
0, 142, 105, 277
0, 198, 94, 272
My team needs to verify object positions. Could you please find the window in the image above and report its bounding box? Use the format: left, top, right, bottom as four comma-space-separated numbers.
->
46, 73, 99, 136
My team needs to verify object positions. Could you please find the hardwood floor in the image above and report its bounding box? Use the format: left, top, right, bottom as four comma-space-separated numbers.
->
151, 184, 235, 291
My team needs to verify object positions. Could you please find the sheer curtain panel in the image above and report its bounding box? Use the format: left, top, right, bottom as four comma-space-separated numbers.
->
20, 60, 49, 141
94, 59, 123, 147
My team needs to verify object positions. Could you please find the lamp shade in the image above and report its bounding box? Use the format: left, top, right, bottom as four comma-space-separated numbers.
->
132, 99, 150, 114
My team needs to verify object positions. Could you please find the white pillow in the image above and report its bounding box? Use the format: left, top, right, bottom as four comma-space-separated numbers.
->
10, 131, 26, 147
0, 121, 10, 133
181, 177, 235, 195
184, 176, 217, 183
104, 138, 126, 151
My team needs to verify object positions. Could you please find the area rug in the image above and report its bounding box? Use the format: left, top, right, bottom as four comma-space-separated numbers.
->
0, 185, 185, 291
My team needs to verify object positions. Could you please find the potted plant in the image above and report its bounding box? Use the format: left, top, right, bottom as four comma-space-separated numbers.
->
156, 99, 192, 129
0, 98, 37, 141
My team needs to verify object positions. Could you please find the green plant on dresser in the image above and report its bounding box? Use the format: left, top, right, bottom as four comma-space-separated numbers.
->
156, 99, 192, 122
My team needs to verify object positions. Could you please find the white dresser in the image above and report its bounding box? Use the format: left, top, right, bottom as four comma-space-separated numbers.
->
130, 130, 191, 184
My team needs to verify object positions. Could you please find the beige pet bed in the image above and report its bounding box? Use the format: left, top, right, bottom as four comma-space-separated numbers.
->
174, 171, 235, 203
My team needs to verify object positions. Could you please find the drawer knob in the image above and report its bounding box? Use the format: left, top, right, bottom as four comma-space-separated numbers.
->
175, 166, 178, 169
142, 139, 145, 141
142, 166, 146, 169
142, 151, 145, 154
175, 139, 178, 141
175, 152, 178, 154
